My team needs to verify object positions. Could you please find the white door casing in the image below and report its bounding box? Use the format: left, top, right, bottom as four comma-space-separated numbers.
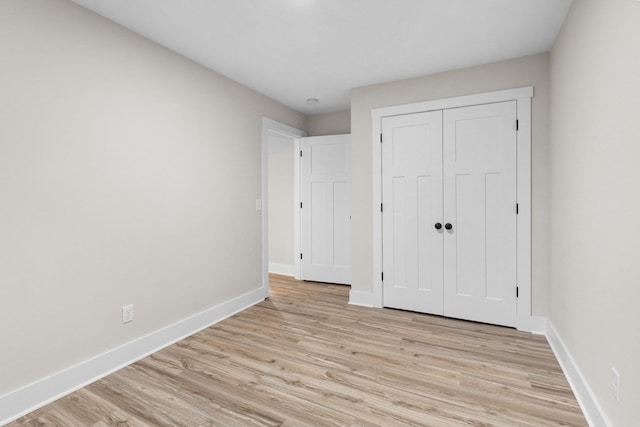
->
300, 135, 351, 284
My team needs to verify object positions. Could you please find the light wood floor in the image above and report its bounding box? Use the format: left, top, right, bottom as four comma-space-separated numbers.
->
10, 274, 586, 426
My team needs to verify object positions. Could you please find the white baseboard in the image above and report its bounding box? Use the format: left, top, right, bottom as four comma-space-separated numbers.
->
528, 315, 548, 335
348, 289, 374, 307
0, 287, 265, 426
268, 262, 294, 276
545, 320, 610, 427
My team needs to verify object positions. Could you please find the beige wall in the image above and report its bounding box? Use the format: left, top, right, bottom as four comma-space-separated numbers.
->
0, 0, 305, 396
307, 110, 351, 136
267, 133, 295, 268
549, 0, 640, 424
350, 53, 551, 316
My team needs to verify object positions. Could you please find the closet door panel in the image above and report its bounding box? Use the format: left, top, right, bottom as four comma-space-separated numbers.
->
443, 101, 517, 327
382, 111, 443, 314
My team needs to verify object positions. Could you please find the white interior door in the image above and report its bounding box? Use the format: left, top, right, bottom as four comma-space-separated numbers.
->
381, 101, 517, 327
300, 135, 351, 284
382, 111, 444, 313
442, 101, 517, 326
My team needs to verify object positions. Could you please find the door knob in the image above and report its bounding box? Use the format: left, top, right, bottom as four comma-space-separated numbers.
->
445, 223, 453, 230
434, 223, 442, 230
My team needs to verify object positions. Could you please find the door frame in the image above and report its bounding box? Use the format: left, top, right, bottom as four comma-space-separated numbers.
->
371, 87, 540, 332
261, 117, 306, 298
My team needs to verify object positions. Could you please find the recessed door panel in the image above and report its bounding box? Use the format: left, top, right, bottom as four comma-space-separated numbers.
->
332, 181, 350, 267
310, 181, 328, 266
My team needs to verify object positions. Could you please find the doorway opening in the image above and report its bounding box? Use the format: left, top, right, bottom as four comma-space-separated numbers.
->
261, 118, 306, 297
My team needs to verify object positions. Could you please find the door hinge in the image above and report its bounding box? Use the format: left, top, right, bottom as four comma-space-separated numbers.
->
300, 253, 303, 260
381, 203, 383, 212
381, 272, 384, 281
516, 203, 519, 214
300, 202, 303, 208
516, 286, 519, 298
516, 120, 519, 131
300, 150, 303, 157
380, 133, 383, 143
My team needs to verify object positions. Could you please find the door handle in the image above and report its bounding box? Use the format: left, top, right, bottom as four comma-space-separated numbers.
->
434, 223, 442, 230
445, 223, 453, 230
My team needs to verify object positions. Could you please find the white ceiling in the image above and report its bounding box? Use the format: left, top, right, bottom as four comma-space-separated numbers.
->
70, 0, 572, 115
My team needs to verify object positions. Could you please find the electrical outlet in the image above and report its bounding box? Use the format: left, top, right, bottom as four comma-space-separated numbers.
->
611, 367, 620, 401
122, 304, 133, 324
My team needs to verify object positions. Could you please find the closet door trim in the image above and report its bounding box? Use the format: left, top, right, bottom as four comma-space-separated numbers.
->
370, 86, 537, 332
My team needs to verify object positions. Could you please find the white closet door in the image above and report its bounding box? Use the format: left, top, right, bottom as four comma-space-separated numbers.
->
442, 101, 517, 327
382, 111, 444, 313
300, 135, 351, 284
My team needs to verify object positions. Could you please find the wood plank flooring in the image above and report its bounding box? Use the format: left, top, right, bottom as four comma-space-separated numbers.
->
10, 274, 586, 426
